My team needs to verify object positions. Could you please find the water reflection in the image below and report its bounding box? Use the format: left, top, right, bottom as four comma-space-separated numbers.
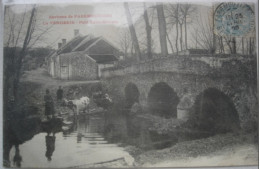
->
3, 116, 42, 168
45, 132, 56, 161
6, 110, 177, 168
13, 145, 22, 168
7, 114, 134, 168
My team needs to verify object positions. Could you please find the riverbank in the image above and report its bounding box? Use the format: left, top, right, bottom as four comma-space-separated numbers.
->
21, 68, 99, 88
125, 132, 258, 167
19, 68, 101, 119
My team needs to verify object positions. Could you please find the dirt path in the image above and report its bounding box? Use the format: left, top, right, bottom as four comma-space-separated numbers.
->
21, 68, 99, 89
132, 132, 258, 167
141, 144, 258, 167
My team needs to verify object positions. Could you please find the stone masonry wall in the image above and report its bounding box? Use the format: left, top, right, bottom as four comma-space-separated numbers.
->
101, 56, 257, 131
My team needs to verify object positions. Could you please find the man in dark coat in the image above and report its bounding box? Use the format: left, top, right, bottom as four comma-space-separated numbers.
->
56, 86, 63, 102
44, 89, 55, 120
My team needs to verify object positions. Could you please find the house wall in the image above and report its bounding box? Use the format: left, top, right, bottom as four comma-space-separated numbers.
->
70, 55, 98, 80
46, 58, 51, 75
54, 55, 60, 78
98, 63, 115, 77
50, 61, 55, 77
60, 66, 69, 79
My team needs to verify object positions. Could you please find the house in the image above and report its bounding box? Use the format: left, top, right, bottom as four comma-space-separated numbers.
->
47, 30, 121, 80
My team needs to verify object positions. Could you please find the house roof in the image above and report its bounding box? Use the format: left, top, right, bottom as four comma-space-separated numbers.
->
74, 37, 100, 51
57, 35, 120, 54
59, 51, 96, 65
89, 54, 118, 63
57, 35, 87, 54
55, 34, 120, 64
59, 52, 117, 65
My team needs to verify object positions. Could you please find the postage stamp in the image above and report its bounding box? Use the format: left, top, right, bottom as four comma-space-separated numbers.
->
214, 3, 255, 37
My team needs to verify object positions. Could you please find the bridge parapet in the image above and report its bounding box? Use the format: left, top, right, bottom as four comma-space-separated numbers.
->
102, 55, 255, 79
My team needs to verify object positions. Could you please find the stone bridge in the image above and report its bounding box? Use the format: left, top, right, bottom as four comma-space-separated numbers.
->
101, 55, 257, 130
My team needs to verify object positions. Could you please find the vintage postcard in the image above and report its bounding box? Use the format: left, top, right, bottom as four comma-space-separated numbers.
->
2, 0, 258, 168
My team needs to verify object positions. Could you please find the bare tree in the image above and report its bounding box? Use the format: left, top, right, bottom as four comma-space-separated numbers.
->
4, 5, 52, 105
156, 3, 168, 56
118, 29, 131, 58
4, 5, 36, 102
242, 37, 244, 54
190, 27, 199, 49
249, 37, 255, 55
180, 4, 196, 50
143, 3, 152, 59
218, 36, 225, 53
166, 31, 174, 53
223, 36, 237, 54
124, 2, 141, 61
178, 16, 184, 51
165, 4, 180, 54
191, 9, 216, 53
231, 37, 236, 54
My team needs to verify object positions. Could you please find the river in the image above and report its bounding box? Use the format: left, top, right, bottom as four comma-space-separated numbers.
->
8, 115, 135, 168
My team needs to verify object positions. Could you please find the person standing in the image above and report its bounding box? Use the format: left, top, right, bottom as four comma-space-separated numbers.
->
44, 89, 55, 120
56, 86, 63, 102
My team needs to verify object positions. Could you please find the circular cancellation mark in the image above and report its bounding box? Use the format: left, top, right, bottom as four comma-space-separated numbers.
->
214, 3, 255, 37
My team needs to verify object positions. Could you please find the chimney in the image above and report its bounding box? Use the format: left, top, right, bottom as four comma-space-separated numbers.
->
58, 43, 62, 49
74, 29, 79, 37
62, 39, 66, 45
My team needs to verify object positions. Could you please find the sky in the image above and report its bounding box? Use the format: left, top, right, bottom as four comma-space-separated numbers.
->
4, 1, 256, 53
5, 3, 209, 49
6, 3, 131, 48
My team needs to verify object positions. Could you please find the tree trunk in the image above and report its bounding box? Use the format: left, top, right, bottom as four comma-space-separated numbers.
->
143, 3, 152, 59
242, 37, 244, 55
166, 32, 174, 53
251, 38, 255, 54
220, 36, 225, 53
175, 5, 179, 54
156, 3, 168, 57
212, 7, 216, 54
175, 23, 179, 54
195, 31, 198, 49
231, 37, 236, 54
184, 16, 188, 49
131, 42, 134, 57
13, 6, 36, 100
124, 2, 141, 61
246, 38, 249, 54
180, 23, 183, 51
249, 37, 252, 54
212, 32, 216, 54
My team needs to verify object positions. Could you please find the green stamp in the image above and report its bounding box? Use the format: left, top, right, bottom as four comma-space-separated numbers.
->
214, 3, 255, 37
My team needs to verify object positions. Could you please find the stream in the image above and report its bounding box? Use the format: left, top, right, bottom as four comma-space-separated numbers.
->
8, 115, 135, 168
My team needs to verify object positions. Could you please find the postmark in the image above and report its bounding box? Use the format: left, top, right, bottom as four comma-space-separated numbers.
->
214, 3, 255, 37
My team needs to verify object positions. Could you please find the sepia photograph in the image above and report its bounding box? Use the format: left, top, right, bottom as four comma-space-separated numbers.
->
2, 0, 258, 168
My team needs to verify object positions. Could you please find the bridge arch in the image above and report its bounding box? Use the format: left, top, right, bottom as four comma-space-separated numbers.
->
147, 82, 179, 118
190, 87, 240, 133
124, 82, 140, 109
